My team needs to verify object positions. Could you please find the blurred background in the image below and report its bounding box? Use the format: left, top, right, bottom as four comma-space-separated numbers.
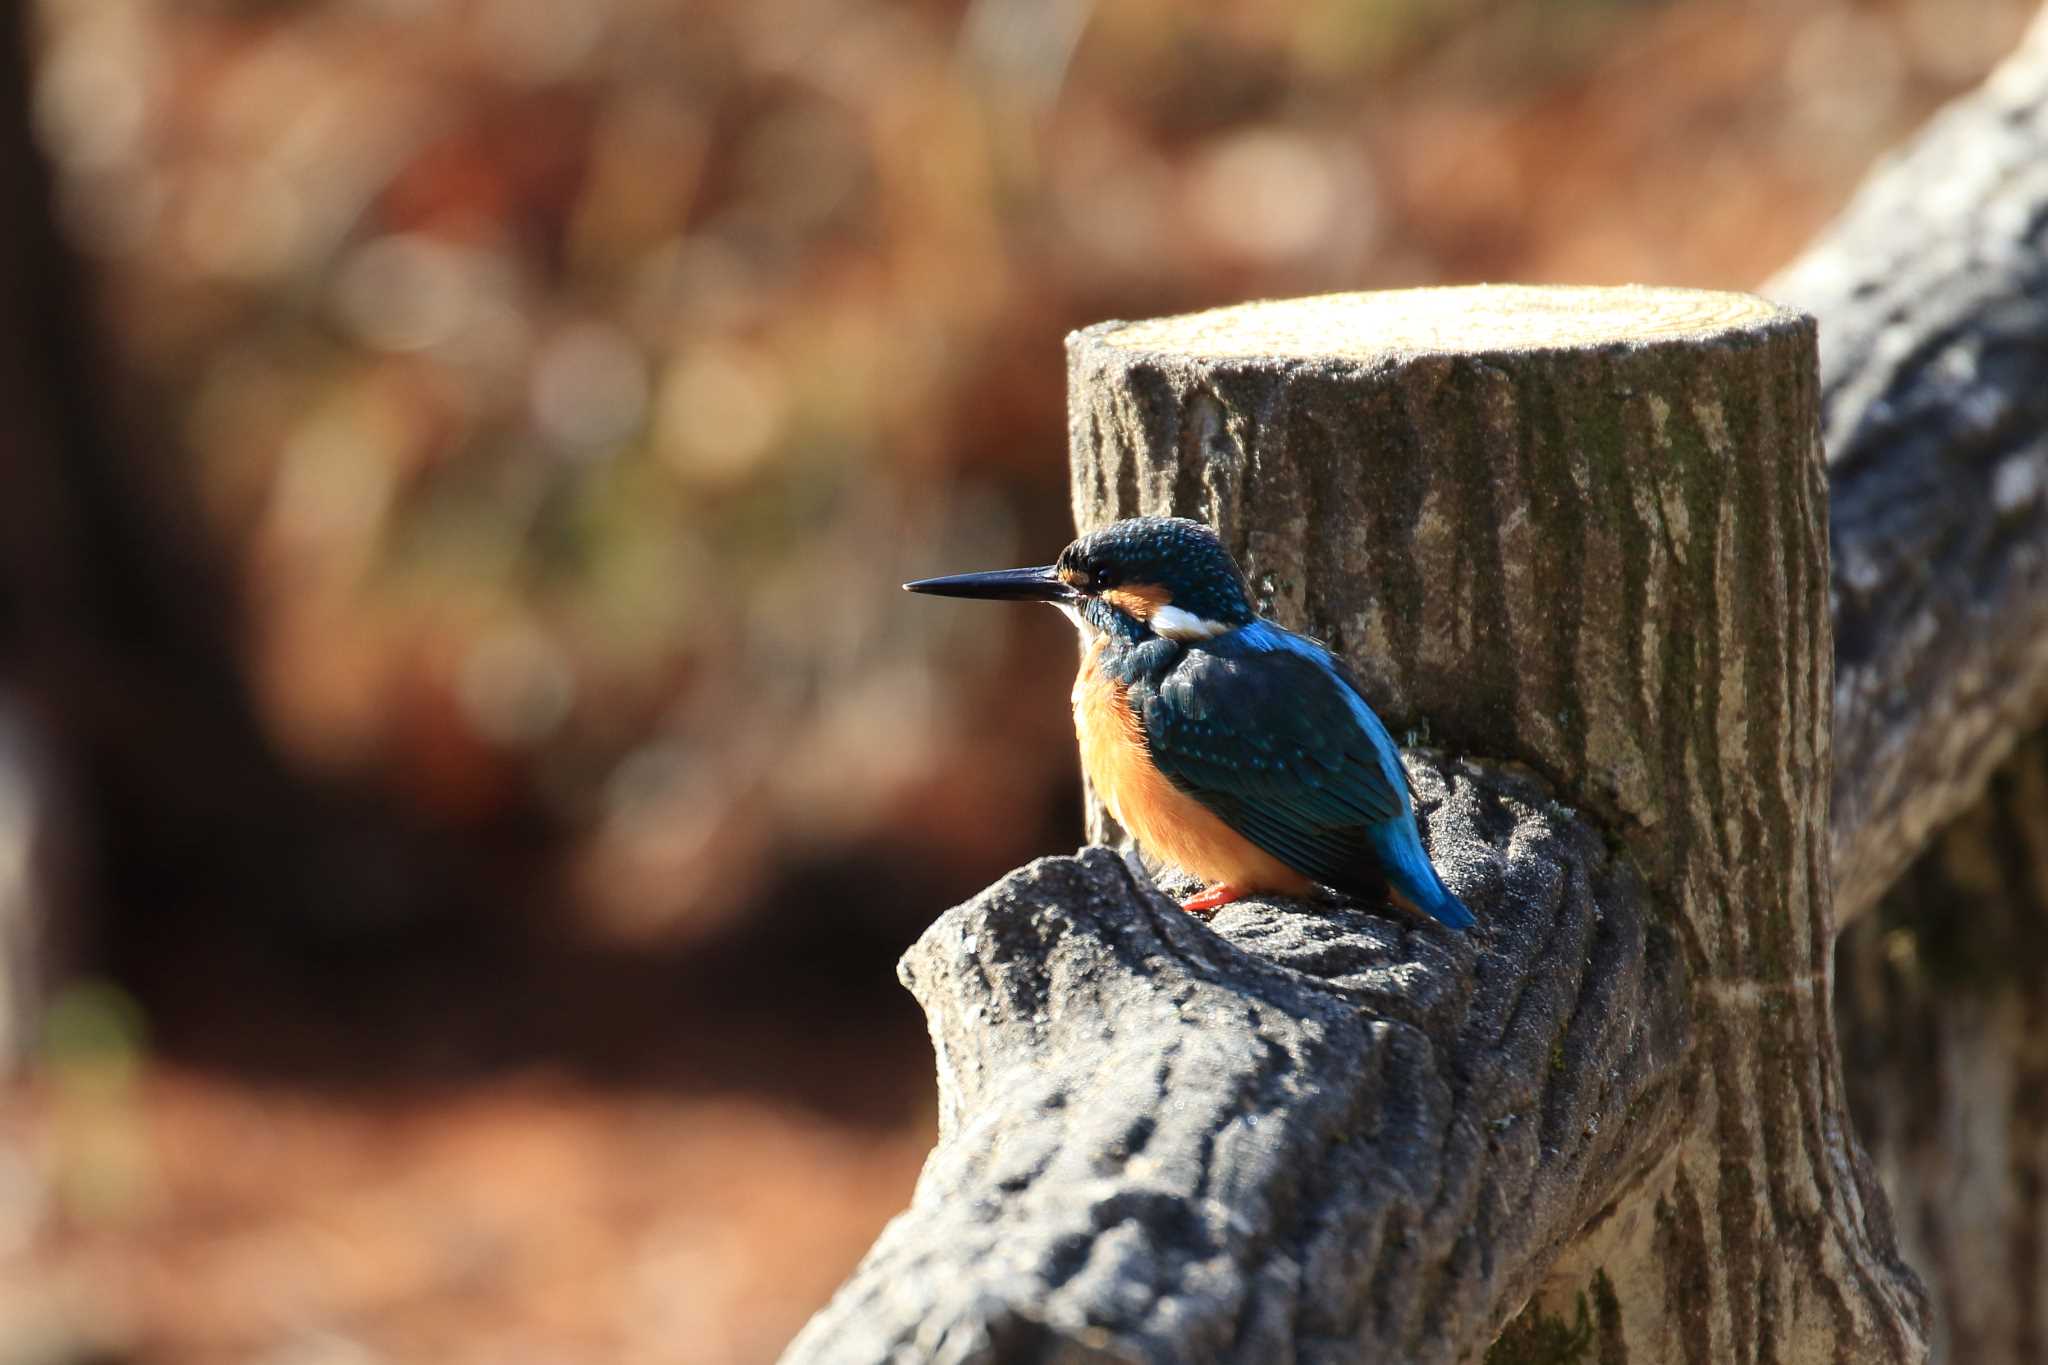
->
0, 0, 2035, 1360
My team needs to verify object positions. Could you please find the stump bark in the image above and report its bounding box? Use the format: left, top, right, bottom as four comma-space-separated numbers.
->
786, 288, 1926, 1363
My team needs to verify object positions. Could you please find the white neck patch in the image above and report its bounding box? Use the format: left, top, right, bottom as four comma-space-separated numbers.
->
1052, 600, 1091, 634
1150, 604, 1230, 641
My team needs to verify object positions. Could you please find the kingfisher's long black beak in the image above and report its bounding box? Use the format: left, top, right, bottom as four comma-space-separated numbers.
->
903, 564, 1076, 603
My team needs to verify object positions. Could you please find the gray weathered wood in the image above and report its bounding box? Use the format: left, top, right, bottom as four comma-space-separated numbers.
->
788, 287, 1927, 1363
784, 786, 1675, 1364
1769, 7, 2048, 924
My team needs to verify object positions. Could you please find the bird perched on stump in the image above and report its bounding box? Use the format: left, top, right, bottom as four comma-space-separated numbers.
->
906, 516, 1475, 931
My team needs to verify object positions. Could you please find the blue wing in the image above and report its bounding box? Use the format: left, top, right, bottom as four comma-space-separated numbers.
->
1137, 622, 1474, 929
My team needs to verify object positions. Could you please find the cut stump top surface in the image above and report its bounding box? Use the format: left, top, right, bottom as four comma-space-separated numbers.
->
1080, 284, 1802, 361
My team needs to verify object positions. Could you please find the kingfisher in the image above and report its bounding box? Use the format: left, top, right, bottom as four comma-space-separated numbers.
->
905, 516, 1474, 930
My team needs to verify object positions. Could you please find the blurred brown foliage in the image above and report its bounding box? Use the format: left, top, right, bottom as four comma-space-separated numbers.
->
9, 0, 2039, 1360
30, 0, 2025, 948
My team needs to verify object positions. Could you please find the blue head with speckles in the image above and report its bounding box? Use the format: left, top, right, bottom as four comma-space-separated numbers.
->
1055, 517, 1257, 638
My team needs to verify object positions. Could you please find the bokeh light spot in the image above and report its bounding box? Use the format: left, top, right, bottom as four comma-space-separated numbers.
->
531, 322, 651, 453
656, 344, 789, 484
459, 625, 578, 748
334, 234, 477, 353
1184, 127, 1347, 265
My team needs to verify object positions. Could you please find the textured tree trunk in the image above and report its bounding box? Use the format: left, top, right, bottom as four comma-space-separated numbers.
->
1076, 287, 1913, 1362
787, 287, 1927, 1363
1065, 286, 1824, 875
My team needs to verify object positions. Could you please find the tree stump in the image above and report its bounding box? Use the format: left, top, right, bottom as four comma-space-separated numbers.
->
787, 289, 1925, 1363
1066, 286, 1826, 875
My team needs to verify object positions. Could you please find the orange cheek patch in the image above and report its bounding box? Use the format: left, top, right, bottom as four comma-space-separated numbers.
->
1102, 584, 1171, 621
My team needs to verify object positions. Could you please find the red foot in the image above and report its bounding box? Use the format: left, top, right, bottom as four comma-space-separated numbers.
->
1181, 883, 1245, 913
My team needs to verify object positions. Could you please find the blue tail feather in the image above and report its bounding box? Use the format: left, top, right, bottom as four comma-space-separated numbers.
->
1369, 820, 1476, 931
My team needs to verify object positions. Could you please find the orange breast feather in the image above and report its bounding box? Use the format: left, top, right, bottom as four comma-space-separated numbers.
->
1072, 638, 1311, 895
